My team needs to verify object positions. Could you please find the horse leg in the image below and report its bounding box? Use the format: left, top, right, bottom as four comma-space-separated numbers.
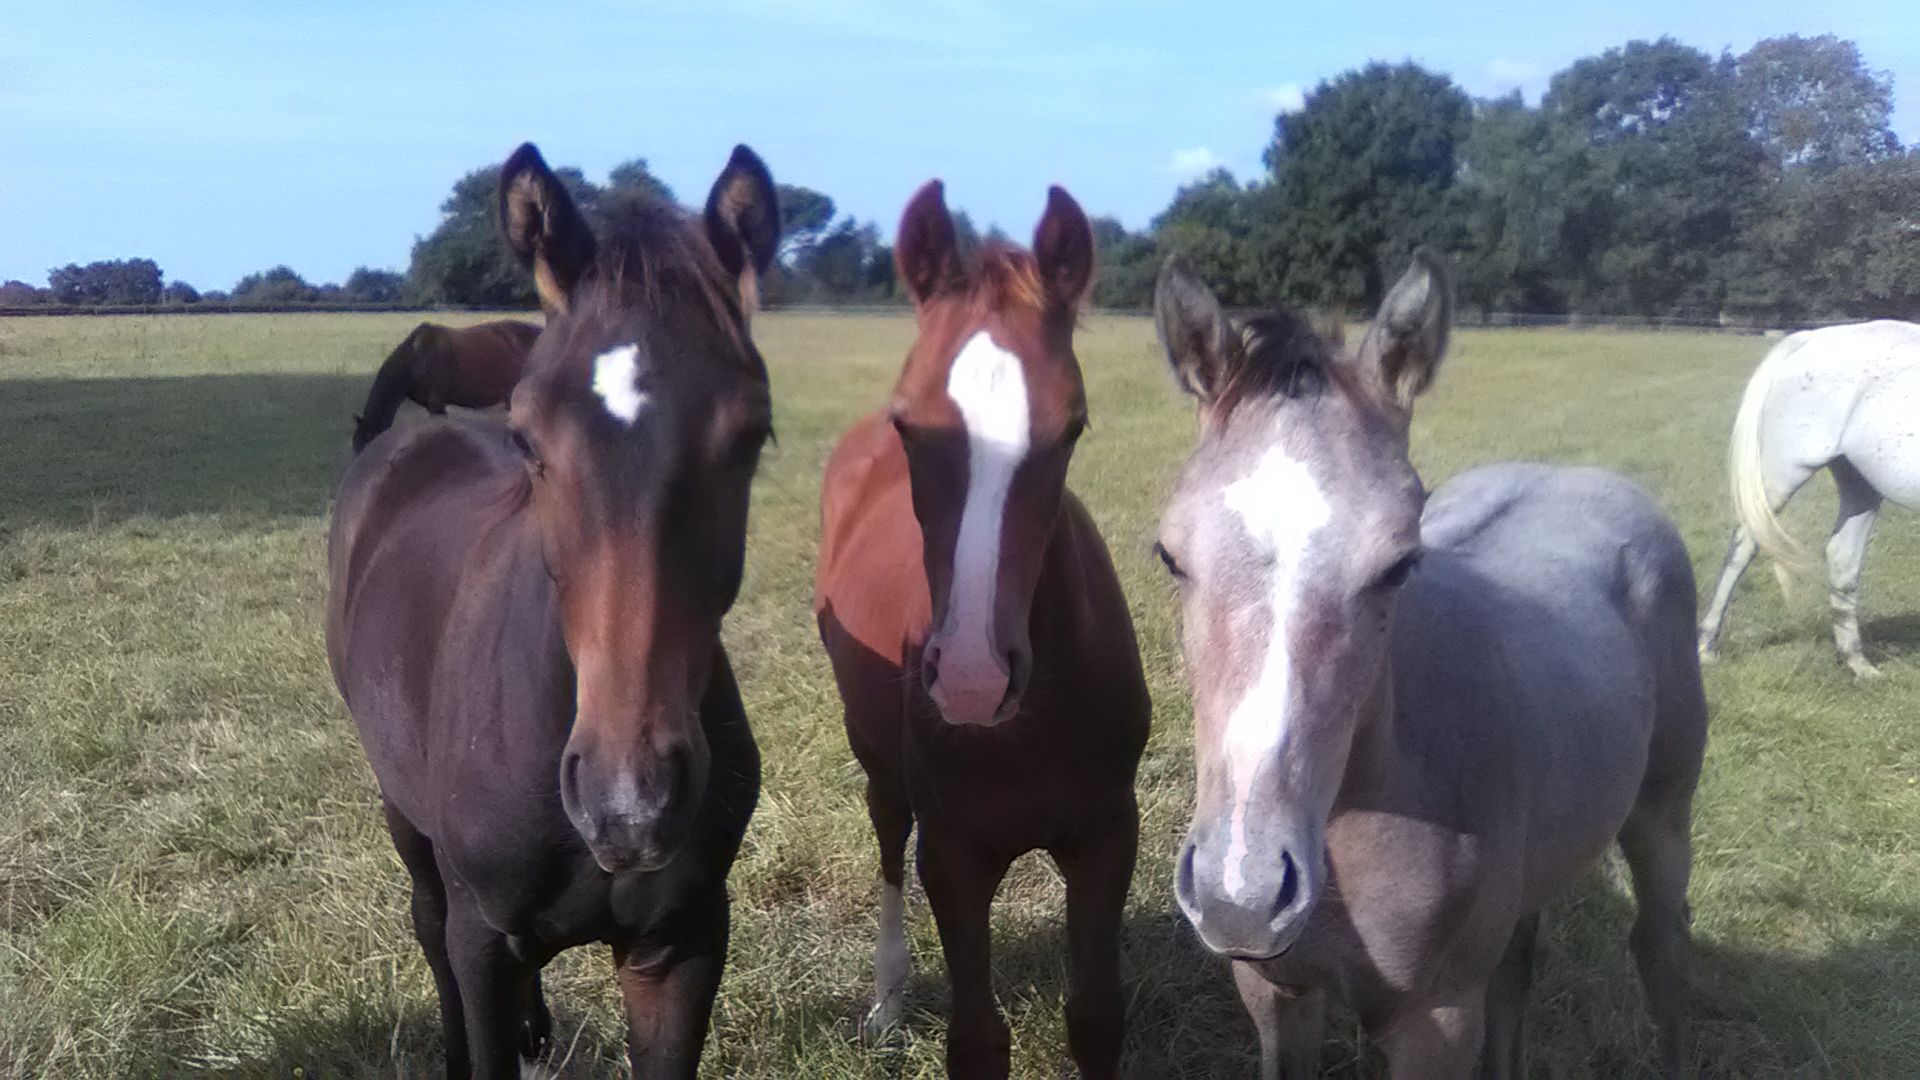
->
443, 898, 530, 1080
863, 778, 915, 1039
1053, 806, 1138, 1079
521, 970, 553, 1061
1619, 794, 1695, 1077
382, 801, 469, 1079
1379, 994, 1487, 1080
612, 893, 730, 1079
1479, 913, 1539, 1080
919, 825, 1013, 1079
1696, 525, 1757, 662
1231, 962, 1324, 1080
1827, 458, 1884, 678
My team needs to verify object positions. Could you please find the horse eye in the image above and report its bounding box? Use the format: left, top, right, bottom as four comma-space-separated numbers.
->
726, 427, 771, 470
1375, 552, 1420, 590
1064, 415, 1089, 443
1153, 542, 1187, 581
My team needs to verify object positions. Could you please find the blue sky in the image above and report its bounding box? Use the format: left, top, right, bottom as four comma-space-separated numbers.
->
4, 0, 1916, 290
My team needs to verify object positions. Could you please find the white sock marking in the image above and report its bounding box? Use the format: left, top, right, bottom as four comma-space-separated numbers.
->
932, 330, 1031, 721
874, 881, 909, 1008
591, 343, 649, 425
1218, 445, 1330, 899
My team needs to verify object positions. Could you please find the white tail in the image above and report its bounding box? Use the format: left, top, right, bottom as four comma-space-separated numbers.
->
1728, 334, 1816, 591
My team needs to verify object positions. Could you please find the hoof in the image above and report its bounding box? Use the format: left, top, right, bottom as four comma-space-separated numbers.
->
1848, 658, 1884, 680
862, 993, 904, 1045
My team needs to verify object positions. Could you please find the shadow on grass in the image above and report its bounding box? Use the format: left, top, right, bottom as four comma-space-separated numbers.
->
841, 872, 1920, 1078
1860, 613, 1920, 662
0, 374, 473, 530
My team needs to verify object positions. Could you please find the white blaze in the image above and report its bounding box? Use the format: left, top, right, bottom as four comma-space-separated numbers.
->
932, 330, 1031, 722
591, 343, 650, 425
1218, 445, 1330, 899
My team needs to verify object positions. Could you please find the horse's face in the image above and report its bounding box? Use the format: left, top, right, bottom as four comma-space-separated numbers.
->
888, 181, 1094, 727
1153, 255, 1449, 959
499, 143, 778, 874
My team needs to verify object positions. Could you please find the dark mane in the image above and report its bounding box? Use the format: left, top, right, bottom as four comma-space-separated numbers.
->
572, 193, 755, 361
1216, 308, 1347, 415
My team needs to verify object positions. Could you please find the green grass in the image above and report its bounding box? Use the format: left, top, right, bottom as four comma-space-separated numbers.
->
2, 312, 1917, 1077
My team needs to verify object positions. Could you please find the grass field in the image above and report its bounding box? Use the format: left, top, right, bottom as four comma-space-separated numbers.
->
3, 311, 1919, 1077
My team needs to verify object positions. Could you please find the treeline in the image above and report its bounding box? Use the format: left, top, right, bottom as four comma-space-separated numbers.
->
6, 34, 1914, 322
0, 260, 407, 309
1097, 34, 1920, 322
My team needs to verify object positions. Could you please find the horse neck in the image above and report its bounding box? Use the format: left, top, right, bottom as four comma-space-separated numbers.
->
362, 338, 423, 429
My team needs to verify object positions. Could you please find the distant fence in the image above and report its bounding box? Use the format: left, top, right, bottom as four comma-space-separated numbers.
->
0, 301, 1810, 333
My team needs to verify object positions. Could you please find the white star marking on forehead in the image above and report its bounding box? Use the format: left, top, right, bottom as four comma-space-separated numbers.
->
591, 343, 649, 425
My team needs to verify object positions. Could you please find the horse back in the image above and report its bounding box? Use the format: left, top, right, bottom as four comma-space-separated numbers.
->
1400, 463, 1703, 903
437, 320, 543, 408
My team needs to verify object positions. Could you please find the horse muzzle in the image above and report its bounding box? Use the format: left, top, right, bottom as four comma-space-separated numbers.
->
559, 728, 707, 875
1175, 830, 1319, 961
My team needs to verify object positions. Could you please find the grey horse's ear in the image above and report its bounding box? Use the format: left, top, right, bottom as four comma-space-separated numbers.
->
1153, 257, 1235, 403
1361, 250, 1451, 408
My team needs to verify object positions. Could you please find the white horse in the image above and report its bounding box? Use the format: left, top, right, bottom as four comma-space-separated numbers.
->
1697, 320, 1920, 677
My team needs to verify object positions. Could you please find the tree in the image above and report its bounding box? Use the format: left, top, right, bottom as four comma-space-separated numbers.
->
1258, 62, 1474, 309
777, 184, 836, 262
1090, 216, 1158, 309
343, 267, 406, 303
1455, 95, 1570, 315
797, 218, 883, 298
47, 258, 164, 305
1735, 35, 1899, 173
162, 280, 200, 305
1728, 151, 1920, 321
0, 280, 48, 307
1543, 38, 1765, 316
231, 265, 319, 304
607, 158, 676, 204
1153, 169, 1263, 307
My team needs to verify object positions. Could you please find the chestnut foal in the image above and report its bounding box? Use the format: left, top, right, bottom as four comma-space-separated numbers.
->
814, 181, 1149, 1078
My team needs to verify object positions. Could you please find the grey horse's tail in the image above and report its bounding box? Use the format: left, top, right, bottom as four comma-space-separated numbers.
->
1727, 332, 1816, 593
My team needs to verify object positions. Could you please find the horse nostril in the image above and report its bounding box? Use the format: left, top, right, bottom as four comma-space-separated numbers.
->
921, 648, 941, 692
1272, 851, 1299, 919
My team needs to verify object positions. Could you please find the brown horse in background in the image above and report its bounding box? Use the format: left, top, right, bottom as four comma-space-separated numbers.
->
814, 181, 1149, 1078
327, 141, 779, 1078
351, 319, 542, 452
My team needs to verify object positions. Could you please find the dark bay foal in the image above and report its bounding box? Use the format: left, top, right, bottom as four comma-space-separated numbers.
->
326, 141, 780, 1078
814, 181, 1150, 1078
352, 319, 542, 452
1151, 255, 1705, 1077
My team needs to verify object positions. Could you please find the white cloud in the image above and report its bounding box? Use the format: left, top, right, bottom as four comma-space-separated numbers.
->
1485, 59, 1548, 96
1168, 146, 1224, 178
1261, 83, 1307, 114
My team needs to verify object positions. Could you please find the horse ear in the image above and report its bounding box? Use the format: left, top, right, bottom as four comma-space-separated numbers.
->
1359, 250, 1451, 409
704, 144, 780, 315
1153, 256, 1235, 405
1032, 186, 1094, 308
500, 143, 597, 316
894, 180, 959, 306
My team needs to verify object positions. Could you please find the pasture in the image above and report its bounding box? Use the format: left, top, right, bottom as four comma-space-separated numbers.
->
2, 311, 1918, 1077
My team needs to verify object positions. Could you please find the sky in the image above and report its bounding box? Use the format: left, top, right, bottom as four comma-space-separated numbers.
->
4, 0, 1918, 291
